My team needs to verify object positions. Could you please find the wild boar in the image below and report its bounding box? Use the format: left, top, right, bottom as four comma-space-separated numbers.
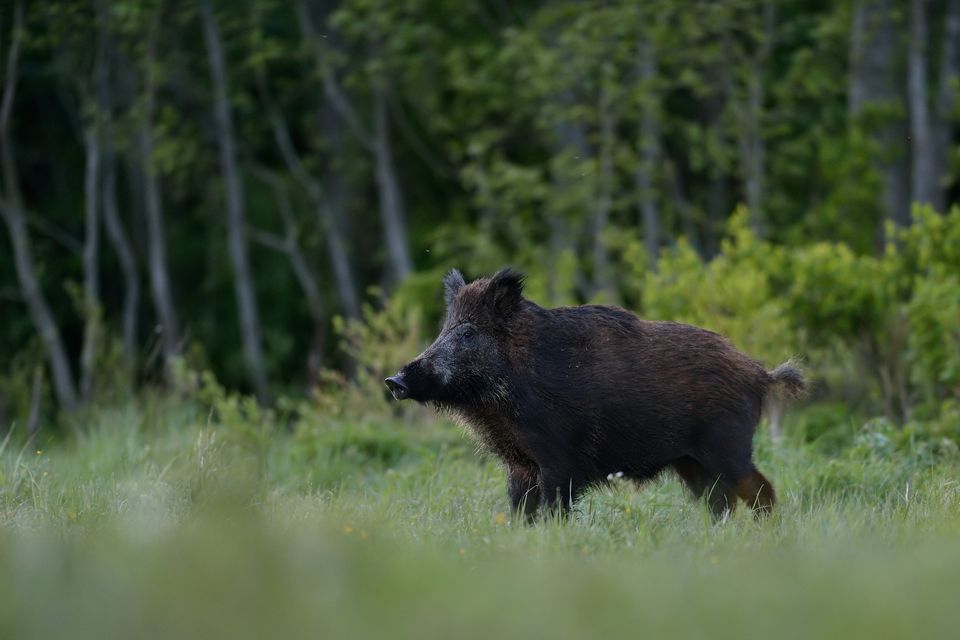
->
385, 268, 805, 519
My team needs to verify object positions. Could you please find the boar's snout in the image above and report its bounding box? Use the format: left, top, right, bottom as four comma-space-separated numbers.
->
384, 375, 409, 401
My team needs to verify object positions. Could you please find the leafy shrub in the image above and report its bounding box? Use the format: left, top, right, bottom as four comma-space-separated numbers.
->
900, 207, 960, 410
327, 292, 427, 420
639, 209, 795, 367
196, 370, 278, 474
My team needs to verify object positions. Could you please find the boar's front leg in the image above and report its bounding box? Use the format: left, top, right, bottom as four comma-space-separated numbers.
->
507, 464, 542, 521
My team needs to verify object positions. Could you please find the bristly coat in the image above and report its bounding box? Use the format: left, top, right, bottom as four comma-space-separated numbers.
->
385, 268, 805, 519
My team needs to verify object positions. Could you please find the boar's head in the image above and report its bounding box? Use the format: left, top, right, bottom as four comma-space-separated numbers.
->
384, 268, 525, 406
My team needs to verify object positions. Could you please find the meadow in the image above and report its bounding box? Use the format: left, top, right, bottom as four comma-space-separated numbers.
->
1, 386, 959, 640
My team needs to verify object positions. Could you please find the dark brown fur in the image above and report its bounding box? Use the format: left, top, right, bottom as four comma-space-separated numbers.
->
385, 269, 805, 520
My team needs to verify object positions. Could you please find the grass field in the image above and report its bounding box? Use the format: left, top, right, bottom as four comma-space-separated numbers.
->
1, 395, 959, 639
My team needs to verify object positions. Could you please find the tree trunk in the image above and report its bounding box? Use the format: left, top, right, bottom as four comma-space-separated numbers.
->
319, 106, 361, 319
296, 0, 413, 286
102, 147, 139, 364
848, 0, 867, 117
0, 0, 24, 213
849, 0, 911, 229
908, 0, 935, 207
549, 115, 591, 303
95, 0, 139, 370
138, 125, 180, 367
740, 4, 774, 237
0, 0, 79, 412
248, 168, 325, 324
264, 93, 360, 318
932, 0, 960, 211
372, 86, 414, 283
78, 0, 120, 401
546, 216, 569, 305
0, 204, 79, 412
322, 176, 361, 319
25, 365, 43, 447
591, 71, 615, 299
636, 36, 660, 269
201, 0, 269, 402
79, 126, 101, 401
249, 167, 327, 378
138, 16, 180, 370
706, 169, 729, 257
741, 66, 766, 236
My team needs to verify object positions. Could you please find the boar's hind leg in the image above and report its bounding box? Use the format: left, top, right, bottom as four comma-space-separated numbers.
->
734, 466, 776, 518
671, 456, 710, 499
539, 469, 587, 515
671, 457, 737, 518
508, 464, 542, 521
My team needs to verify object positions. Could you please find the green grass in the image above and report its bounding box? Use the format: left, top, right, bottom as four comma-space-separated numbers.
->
1, 397, 959, 639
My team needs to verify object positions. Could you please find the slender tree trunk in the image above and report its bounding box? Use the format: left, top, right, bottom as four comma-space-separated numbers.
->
249, 167, 328, 377
549, 115, 591, 303
666, 159, 699, 253
908, 0, 935, 207
264, 93, 360, 318
322, 178, 360, 319
741, 66, 765, 235
848, 0, 867, 117
201, 0, 269, 401
849, 0, 911, 229
591, 72, 615, 298
102, 148, 139, 363
706, 169, 729, 256
740, 4, 774, 237
0, 1, 78, 412
96, 1, 138, 369
372, 86, 414, 282
546, 216, 569, 304
0, 1, 24, 213
25, 365, 42, 447
319, 105, 361, 319
296, 0, 412, 285
138, 17, 180, 369
932, 0, 960, 211
636, 36, 660, 268
248, 168, 325, 324
0, 204, 79, 412
79, 1, 119, 401
138, 124, 180, 366
79, 126, 101, 400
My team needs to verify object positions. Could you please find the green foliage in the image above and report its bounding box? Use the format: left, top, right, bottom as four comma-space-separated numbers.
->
639, 209, 794, 366
196, 370, 278, 473
325, 292, 426, 419
901, 207, 960, 406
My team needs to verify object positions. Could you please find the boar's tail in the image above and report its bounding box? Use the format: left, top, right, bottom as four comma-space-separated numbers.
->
766, 359, 807, 400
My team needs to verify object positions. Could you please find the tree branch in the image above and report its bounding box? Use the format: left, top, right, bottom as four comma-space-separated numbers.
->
248, 166, 325, 323
247, 225, 291, 254
26, 214, 83, 254
387, 94, 454, 178
295, 0, 373, 149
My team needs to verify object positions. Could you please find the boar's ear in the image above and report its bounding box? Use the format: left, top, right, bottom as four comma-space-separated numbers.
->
443, 268, 466, 307
488, 268, 525, 317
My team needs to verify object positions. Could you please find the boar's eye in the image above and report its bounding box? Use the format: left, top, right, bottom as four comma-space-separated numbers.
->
461, 325, 477, 340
